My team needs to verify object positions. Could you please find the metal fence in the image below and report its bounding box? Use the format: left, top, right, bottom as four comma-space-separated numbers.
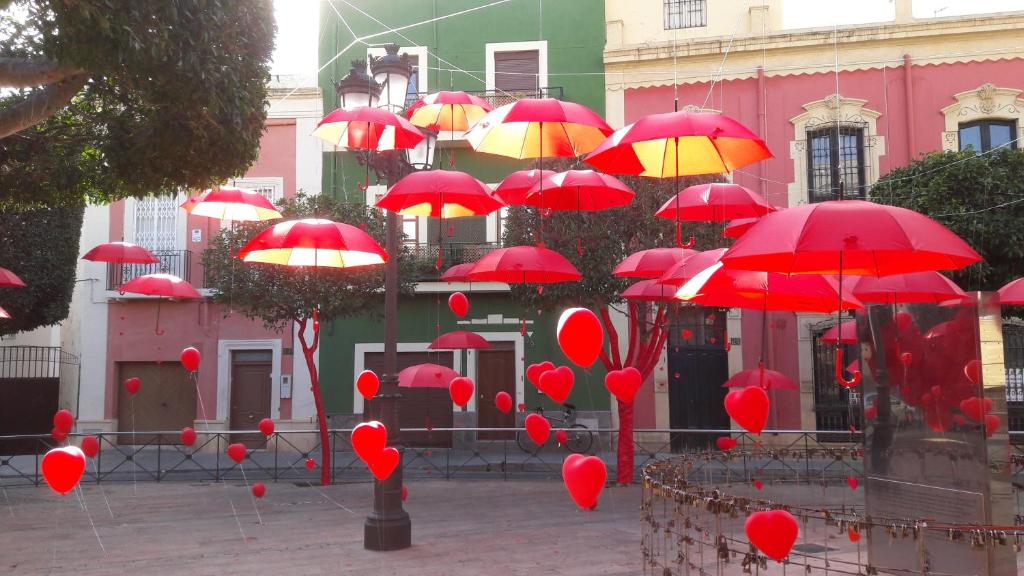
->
107, 249, 192, 290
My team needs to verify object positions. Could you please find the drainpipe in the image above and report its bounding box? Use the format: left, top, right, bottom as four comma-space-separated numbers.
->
903, 54, 916, 161
757, 66, 768, 199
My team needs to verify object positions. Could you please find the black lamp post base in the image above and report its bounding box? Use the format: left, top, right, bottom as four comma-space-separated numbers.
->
364, 511, 412, 551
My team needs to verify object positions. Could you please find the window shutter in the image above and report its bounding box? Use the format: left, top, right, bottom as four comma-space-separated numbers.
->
494, 50, 539, 93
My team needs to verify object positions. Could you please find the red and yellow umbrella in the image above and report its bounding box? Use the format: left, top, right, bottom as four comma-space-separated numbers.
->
313, 106, 424, 151
522, 170, 634, 212
187, 186, 282, 222
237, 219, 388, 268
655, 183, 772, 222
406, 91, 492, 133
465, 98, 612, 159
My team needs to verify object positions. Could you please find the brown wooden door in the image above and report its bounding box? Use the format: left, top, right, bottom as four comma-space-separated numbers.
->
230, 352, 272, 448
117, 363, 196, 445
0, 377, 58, 454
476, 343, 516, 440
363, 351, 454, 448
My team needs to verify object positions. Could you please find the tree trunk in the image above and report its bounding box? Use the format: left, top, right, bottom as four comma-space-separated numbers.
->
297, 317, 331, 486
0, 73, 88, 139
616, 396, 635, 484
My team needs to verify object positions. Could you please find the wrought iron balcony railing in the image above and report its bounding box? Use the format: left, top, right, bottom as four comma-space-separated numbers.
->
406, 87, 563, 111
107, 249, 192, 291
407, 241, 500, 281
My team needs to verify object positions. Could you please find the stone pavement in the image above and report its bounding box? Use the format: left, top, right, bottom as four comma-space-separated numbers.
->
0, 479, 643, 576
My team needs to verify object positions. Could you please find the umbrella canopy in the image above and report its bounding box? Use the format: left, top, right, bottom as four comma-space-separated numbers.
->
0, 267, 26, 288
621, 279, 678, 302
819, 320, 858, 344
849, 272, 967, 304
464, 98, 613, 159
493, 169, 555, 205
723, 218, 760, 239
723, 367, 798, 391
657, 248, 728, 287
997, 277, 1024, 305
466, 245, 581, 284
584, 111, 772, 177
677, 262, 862, 313
614, 248, 694, 279
398, 363, 460, 389
406, 91, 492, 133
237, 218, 388, 268
522, 170, 634, 212
440, 262, 476, 282
721, 200, 983, 276
82, 242, 159, 265
189, 186, 282, 222
119, 273, 201, 299
429, 331, 491, 350
655, 183, 772, 222
313, 106, 424, 151
375, 170, 504, 218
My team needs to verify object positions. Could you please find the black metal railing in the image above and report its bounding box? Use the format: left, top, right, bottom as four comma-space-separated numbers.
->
107, 250, 192, 291
409, 87, 563, 112
408, 241, 500, 280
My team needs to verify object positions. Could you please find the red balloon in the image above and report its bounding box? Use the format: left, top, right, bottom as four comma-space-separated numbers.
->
180, 427, 197, 447
180, 347, 201, 372
448, 292, 469, 318
351, 421, 388, 463
526, 361, 554, 391
895, 311, 914, 332
900, 352, 913, 366
305, 458, 316, 471
724, 386, 770, 435
80, 436, 99, 458
226, 443, 247, 464
51, 427, 67, 443
494, 391, 513, 414
753, 479, 763, 490
356, 370, 380, 400
985, 414, 1002, 438
605, 367, 642, 404
960, 396, 992, 422
848, 527, 861, 542
367, 447, 400, 481
258, 418, 275, 437
952, 414, 968, 427
539, 365, 574, 404
124, 377, 141, 396
53, 409, 74, 434
556, 308, 604, 368
555, 429, 569, 446
41, 446, 86, 495
525, 413, 551, 445
517, 402, 526, 412
252, 482, 266, 498
745, 510, 799, 561
715, 437, 737, 451
449, 377, 474, 408
561, 454, 607, 510
847, 476, 859, 490
401, 485, 408, 501
963, 359, 981, 384
681, 329, 693, 340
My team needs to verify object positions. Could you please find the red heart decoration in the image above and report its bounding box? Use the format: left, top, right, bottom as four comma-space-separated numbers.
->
401, 485, 408, 501
517, 402, 526, 412
745, 510, 799, 561
368, 447, 400, 481
848, 527, 861, 542
555, 429, 568, 446
356, 370, 380, 400
180, 427, 197, 447
864, 405, 878, 421
252, 482, 266, 498
985, 414, 1001, 438
963, 359, 981, 384
895, 311, 914, 331
448, 292, 469, 318
724, 386, 770, 435
526, 361, 554, 390
561, 454, 607, 510
80, 436, 99, 458
124, 377, 141, 395
753, 479, 763, 490
449, 376, 474, 408
681, 329, 693, 340
604, 367, 642, 404
41, 446, 86, 495
525, 413, 551, 445
226, 443, 247, 464
900, 352, 913, 366
959, 396, 992, 422
494, 391, 513, 414
351, 421, 388, 463
556, 308, 604, 368
952, 414, 967, 427
305, 458, 316, 471
715, 437, 737, 451
539, 366, 574, 404
53, 409, 74, 433
258, 418, 275, 437
847, 476, 859, 490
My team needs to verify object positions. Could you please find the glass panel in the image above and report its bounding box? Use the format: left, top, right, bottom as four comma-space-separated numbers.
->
232, 350, 272, 363
839, 130, 863, 196
988, 122, 1013, 150
959, 124, 982, 151
808, 131, 833, 202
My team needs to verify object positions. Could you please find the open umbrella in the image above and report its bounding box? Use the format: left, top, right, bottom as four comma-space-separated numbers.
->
188, 186, 282, 221
237, 219, 388, 268
465, 98, 612, 159
677, 263, 863, 313
375, 171, 503, 218
118, 273, 201, 335
723, 218, 760, 239
82, 242, 159, 265
493, 169, 555, 206
657, 248, 728, 287
621, 279, 678, 302
440, 262, 476, 283
398, 363, 460, 389
466, 245, 581, 284
0, 267, 25, 288
997, 277, 1024, 305
723, 368, 798, 391
429, 331, 491, 350
614, 248, 694, 279
819, 320, 858, 345
849, 272, 967, 305
313, 106, 424, 151
655, 183, 771, 222
406, 90, 492, 133
522, 170, 634, 212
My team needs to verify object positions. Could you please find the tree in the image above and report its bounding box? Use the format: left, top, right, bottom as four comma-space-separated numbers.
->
0, 0, 274, 207
874, 148, 1024, 291
202, 194, 415, 485
503, 161, 720, 484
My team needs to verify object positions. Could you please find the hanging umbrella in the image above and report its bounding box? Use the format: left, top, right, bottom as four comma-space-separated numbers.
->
0, 267, 25, 288
621, 279, 678, 302
522, 170, 634, 212
237, 219, 388, 268
493, 169, 555, 205
179, 195, 202, 214
375, 171, 504, 218
398, 363, 460, 389
0, 306, 9, 319
677, 263, 863, 313
406, 90, 492, 133
429, 331, 491, 350
440, 262, 476, 282
655, 183, 772, 222
819, 320, 858, 345
997, 277, 1024, 305
723, 218, 760, 239
82, 242, 159, 265
723, 368, 798, 391
118, 273, 201, 335
849, 272, 967, 305
465, 98, 612, 159
313, 106, 424, 151
657, 248, 728, 287
614, 248, 694, 279
188, 186, 282, 222
466, 245, 581, 284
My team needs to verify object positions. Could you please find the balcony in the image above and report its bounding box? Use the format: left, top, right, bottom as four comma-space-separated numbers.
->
107, 250, 193, 291
408, 241, 500, 281
406, 87, 563, 111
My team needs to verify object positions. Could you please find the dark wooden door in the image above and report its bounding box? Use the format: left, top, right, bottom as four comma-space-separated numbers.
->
0, 377, 58, 454
230, 353, 272, 448
667, 307, 730, 451
476, 343, 516, 440
364, 351, 454, 447
117, 363, 196, 445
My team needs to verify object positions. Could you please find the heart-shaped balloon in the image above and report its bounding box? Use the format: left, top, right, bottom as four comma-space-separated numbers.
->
848, 527, 861, 542
745, 510, 799, 561
449, 377, 474, 408
41, 446, 86, 495
53, 409, 74, 433
448, 292, 469, 318
539, 366, 574, 404
252, 482, 266, 498
180, 347, 201, 372
555, 429, 569, 446
724, 386, 770, 435
258, 418, 275, 437
356, 370, 380, 400
124, 377, 141, 396
526, 361, 554, 390
305, 458, 316, 471
557, 308, 604, 368
753, 479, 763, 490
605, 367, 642, 404
561, 454, 607, 510
959, 396, 992, 422
681, 329, 693, 340
985, 414, 1001, 438
351, 421, 388, 463
715, 437, 737, 451
180, 427, 197, 447
51, 427, 67, 442
963, 359, 981, 384
80, 436, 99, 458
368, 447, 400, 481
847, 476, 859, 490
525, 413, 551, 445
226, 443, 247, 464
494, 391, 513, 414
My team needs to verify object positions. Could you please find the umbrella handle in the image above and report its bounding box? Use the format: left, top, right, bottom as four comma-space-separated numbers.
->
675, 222, 694, 249
835, 348, 861, 388
723, 330, 731, 352
435, 246, 443, 270
154, 299, 165, 336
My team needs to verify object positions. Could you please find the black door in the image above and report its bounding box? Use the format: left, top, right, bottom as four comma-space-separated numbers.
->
667, 307, 730, 451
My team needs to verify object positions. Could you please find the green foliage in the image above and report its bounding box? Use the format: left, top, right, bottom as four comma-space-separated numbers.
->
202, 194, 415, 331
0, 203, 83, 335
0, 0, 275, 206
874, 148, 1024, 291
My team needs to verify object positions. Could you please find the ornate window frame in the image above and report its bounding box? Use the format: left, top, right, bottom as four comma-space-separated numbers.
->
788, 95, 885, 207
941, 83, 1024, 151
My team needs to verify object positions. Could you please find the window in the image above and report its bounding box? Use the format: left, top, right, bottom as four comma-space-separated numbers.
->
958, 119, 1018, 152
494, 50, 539, 93
134, 196, 179, 252
405, 54, 421, 109
806, 126, 866, 203
664, 0, 707, 30
232, 177, 284, 204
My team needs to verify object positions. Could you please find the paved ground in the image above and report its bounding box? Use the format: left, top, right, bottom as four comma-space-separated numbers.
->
0, 479, 643, 576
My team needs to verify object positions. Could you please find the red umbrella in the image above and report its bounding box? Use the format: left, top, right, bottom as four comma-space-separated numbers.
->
466, 245, 581, 284
655, 183, 771, 222
723, 368, 798, 391
118, 273, 201, 335
677, 263, 863, 313
621, 279, 677, 302
465, 98, 612, 159
406, 90, 492, 133
440, 262, 476, 282
819, 320, 858, 345
849, 272, 967, 304
723, 218, 759, 239
523, 170, 634, 212
375, 171, 504, 218
189, 186, 282, 222
494, 169, 555, 205
429, 331, 491, 350
0, 267, 25, 288
997, 277, 1024, 305
657, 248, 728, 287
614, 248, 694, 279
238, 219, 388, 269
180, 195, 202, 214
313, 106, 424, 151
398, 363, 460, 388
82, 242, 159, 265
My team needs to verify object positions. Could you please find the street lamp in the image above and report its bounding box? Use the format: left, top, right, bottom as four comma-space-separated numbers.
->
370, 44, 414, 113
332, 59, 381, 110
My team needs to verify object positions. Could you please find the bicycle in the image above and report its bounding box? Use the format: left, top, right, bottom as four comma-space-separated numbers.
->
516, 403, 594, 454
